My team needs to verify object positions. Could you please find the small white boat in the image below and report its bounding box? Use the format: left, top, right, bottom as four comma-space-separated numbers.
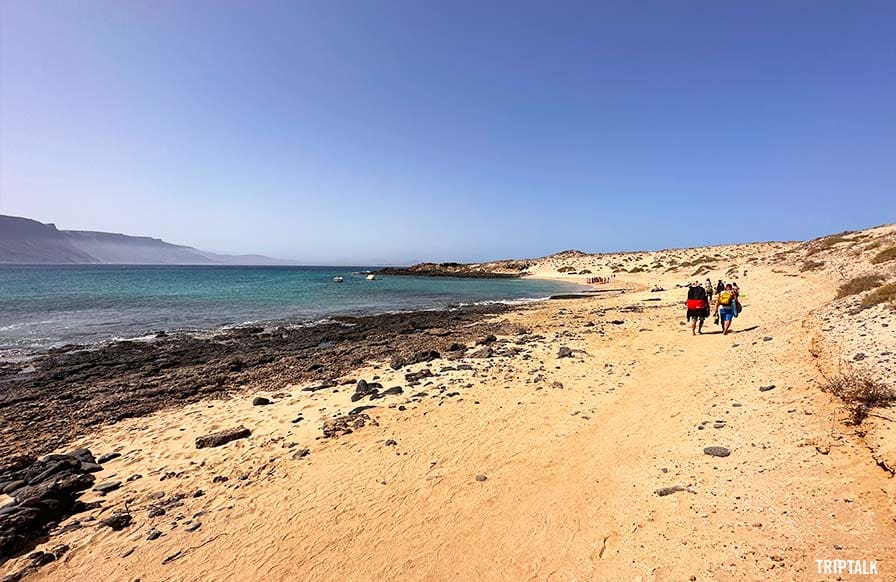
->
366, 274, 377, 280
333, 276, 344, 283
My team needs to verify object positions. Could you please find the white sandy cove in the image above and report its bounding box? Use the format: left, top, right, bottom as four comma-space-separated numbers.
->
4, 225, 896, 581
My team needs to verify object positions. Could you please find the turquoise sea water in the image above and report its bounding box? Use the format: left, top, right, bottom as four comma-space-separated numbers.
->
0, 265, 582, 352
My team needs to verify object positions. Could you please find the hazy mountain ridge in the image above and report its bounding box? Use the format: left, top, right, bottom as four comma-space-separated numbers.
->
0, 215, 291, 265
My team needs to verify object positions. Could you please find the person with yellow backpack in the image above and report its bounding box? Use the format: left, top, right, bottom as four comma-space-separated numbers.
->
715, 283, 738, 335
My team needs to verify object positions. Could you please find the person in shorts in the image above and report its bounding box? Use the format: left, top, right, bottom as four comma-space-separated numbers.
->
715, 283, 737, 335
686, 281, 710, 335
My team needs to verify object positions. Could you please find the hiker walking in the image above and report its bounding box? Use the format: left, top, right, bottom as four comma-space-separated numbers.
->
686, 281, 710, 335
715, 283, 737, 335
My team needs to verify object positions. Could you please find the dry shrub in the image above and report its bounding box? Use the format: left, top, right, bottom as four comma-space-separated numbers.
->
800, 259, 825, 272
821, 369, 895, 424
835, 274, 884, 299
870, 245, 896, 265
806, 233, 851, 256
860, 282, 896, 310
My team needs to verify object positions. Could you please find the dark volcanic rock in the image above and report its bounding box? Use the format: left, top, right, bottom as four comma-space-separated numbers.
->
557, 346, 573, 358
322, 413, 378, 438
95, 452, 120, 464
195, 426, 251, 449
99, 512, 132, 530
0, 451, 96, 560
1, 304, 520, 459
251, 396, 271, 406
92, 481, 122, 495
703, 446, 731, 458
405, 369, 434, 384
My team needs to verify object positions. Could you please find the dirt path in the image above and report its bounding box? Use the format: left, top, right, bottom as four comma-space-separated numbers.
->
8, 267, 895, 581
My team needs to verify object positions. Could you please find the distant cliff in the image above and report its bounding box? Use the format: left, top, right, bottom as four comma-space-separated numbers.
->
0, 215, 290, 265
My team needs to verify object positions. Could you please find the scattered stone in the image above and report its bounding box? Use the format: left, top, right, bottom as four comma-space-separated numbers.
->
384, 439, 398, 447
609, 320, 625, 325
404, 370, 433, 384
468, 347, 493, 359
762, 336, 773, 342
477, 335, 497, 345
447, 343, 466, 352
183, 520, 201, 532
322, 413, 378, 439
703, 446, 731, 458
655, 485, 695, 496
759, 385, 776, 392
252, 396, 271, 406
195, 426, 251, 449
291, 448, 310, 460
853, 353, 866, 361
550, 381, 564, 390
96, 452, 121, 464
93, 481, 122, 495
99, 512, 132, 530
557, 346, 573, 358
475, 474, 488, 482
146, 528, 162, 541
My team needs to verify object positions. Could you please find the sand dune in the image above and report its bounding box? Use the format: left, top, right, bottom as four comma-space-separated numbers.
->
3, 225, 895, 581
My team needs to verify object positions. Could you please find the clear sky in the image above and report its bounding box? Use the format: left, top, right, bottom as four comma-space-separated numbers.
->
1, 1, 894, 264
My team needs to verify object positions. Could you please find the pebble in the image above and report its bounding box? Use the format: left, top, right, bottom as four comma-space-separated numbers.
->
252, 396, 271, 406
146, 529, 162, 541
475, 474, 488, 482
759, 385, 776, 392
96, 452, 121, 464
703, 446, 731, 458
93, 481, 122, 495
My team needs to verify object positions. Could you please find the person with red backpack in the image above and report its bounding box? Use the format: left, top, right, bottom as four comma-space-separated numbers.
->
686, 281, 710, 335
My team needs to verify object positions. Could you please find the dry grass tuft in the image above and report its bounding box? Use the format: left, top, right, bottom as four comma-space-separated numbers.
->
870, 245, 896, 265
835, 274, 884, 299
806, 232, 852, 256
821, 369, 895, 424
860, 282, 896, 310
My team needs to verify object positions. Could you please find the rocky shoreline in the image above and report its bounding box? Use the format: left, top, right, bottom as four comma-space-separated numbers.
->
376, 262, 527, 278
0, 305, 524, 460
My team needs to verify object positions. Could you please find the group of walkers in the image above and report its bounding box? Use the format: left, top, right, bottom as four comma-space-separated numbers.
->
686, 278, 742, 336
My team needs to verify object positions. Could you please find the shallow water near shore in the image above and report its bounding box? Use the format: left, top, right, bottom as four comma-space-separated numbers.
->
0, 265, 582, 351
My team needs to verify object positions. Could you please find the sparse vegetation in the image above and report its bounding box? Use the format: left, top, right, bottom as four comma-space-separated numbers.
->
860, 282, 896, 310
692, 265, 716, 276
806, 232, 851, 256
628, 267, 645, 273
556, 266, 576, 273
800, 259, 825, 272
835, 274, 885, 299
821, 369, 895, 424
870, 245, 896, 265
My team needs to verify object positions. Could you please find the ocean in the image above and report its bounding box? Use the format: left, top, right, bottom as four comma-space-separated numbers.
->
0, 265, 582, 352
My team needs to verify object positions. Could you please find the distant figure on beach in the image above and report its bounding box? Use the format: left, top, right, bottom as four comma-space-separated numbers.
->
715, 283, 737, 335
716, 279, 725, 295
686, 281, 710, 335
704, 279, 714, 301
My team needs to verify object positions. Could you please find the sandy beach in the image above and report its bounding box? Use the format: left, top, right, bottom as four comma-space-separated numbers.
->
2, 225, 895, 581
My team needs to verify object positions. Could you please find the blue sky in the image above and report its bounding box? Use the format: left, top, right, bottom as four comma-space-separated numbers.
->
1, 1, 894, 264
